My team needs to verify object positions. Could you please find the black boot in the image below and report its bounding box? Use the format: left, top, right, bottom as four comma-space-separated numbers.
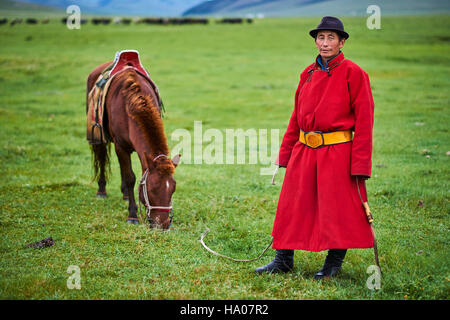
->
314, 249, 347, 280
255, 249, 294, 274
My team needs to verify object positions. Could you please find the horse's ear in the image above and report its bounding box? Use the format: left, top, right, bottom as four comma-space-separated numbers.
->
172, 153, 181, 167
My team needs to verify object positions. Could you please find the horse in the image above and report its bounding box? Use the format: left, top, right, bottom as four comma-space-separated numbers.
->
86, 63, 180, 229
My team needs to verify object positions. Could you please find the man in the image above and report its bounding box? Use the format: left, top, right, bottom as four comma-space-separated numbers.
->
256, 16, 375, 280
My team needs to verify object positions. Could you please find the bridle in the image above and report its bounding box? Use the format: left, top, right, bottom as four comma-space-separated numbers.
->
138, 154, 173, 228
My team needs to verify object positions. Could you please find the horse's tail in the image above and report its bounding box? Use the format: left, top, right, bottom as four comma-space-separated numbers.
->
90, 142, 111, 182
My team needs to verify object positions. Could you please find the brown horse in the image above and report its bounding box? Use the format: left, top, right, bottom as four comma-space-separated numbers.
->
86, 63, 180, 229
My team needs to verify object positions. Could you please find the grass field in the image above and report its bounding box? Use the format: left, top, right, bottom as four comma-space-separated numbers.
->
0, 15, 449, 300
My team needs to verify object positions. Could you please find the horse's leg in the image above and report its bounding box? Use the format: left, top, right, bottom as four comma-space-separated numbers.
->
114, 145, 138, 224
92, 143, 109, 198
120, 174, 129, 201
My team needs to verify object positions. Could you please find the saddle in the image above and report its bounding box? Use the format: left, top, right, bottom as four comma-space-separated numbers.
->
87, 50, 163, 145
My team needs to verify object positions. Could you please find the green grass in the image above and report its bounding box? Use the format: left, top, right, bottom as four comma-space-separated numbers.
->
0, 16, 449, 300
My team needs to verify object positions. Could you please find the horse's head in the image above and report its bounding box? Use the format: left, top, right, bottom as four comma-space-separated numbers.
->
139, 153, 181, 229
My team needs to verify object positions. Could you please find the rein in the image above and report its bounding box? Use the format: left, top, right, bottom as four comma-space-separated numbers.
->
199, 169, 275, 263
200, 227, 273, 263
199, 171, 381, 269
138, 154, 173, 227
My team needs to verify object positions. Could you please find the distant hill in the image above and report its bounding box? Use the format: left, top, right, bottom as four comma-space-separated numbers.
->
3, 0, 449, 18
5, 0, 205, 17
183, 0, 326, 16
0, 0, 64, 17
182, 0, 450, 17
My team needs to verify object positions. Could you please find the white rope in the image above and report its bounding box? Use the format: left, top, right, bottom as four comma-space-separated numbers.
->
200, 227, 273, 262
271, 165, 279, 185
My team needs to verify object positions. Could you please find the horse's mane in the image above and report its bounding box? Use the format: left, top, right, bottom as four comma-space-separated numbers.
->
118, 69, 174, 176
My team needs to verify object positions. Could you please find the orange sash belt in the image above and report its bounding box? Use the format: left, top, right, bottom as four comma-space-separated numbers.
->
299, 129, 352, 149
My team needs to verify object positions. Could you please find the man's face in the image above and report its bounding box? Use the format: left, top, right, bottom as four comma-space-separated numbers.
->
315, 30, 345, 61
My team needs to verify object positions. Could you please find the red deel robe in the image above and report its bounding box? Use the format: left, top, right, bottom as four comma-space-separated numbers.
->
272, 52, 375, 251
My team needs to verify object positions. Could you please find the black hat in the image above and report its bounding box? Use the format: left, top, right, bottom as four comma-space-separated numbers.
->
309, 16, 349, 39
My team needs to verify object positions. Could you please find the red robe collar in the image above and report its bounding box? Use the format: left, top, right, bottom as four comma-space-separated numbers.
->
313, 51, 345, 71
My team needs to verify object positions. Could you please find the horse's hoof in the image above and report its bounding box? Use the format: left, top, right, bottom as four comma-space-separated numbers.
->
96, 192, 107, 198
126, 218, 139, 225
